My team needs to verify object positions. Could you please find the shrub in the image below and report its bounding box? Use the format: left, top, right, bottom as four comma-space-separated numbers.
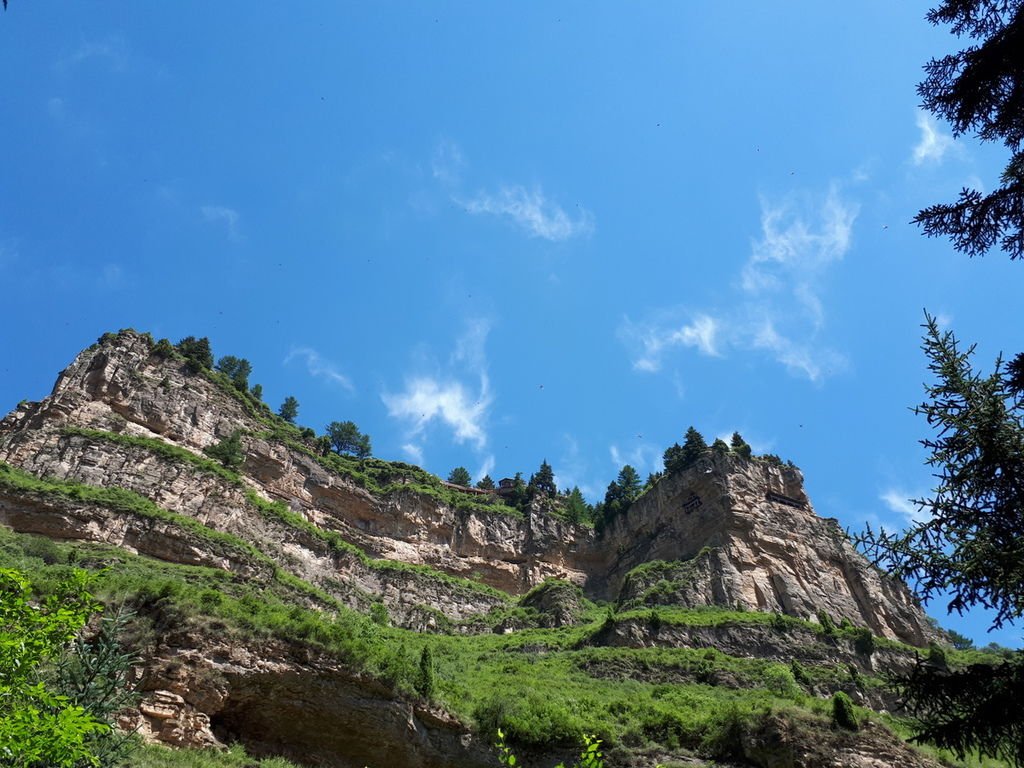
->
852, 626, 875, 656
176, 336, 213, 373
831, 691, 859, 730
790, 660, 813, 687
763, 665, 800, 700
204, 431, 245, 470
415, 645, 435, 699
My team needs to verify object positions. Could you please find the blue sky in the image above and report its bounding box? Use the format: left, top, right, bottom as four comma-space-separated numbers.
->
1, 3, 1019, 645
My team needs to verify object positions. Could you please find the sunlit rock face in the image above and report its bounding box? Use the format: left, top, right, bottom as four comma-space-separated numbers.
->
0, 330, 939, 761
599, 453, 932, 645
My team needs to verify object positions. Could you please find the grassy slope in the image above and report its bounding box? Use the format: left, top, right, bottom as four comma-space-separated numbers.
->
0, 335, 1008, 766
0, 527, 1009, 768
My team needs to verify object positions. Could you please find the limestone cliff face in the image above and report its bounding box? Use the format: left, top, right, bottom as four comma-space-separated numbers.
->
0, 331, 932, 645
600, 454, 932, 645
0, 332, 591, 621
0, 331, 944, 764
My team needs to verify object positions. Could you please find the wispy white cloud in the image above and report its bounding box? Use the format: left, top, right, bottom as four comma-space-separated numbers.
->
622, 313, 720, 373
200, 205, 241, 240
402, 443, 425, 466
750, 319, 844, 382
621, 184, 856, 383
912, 111, 956, 166
284, 347, 354, 392
609, 442, 661, 476
880, 488, 929, 525
431, 139, 464, 186
476, 454, 496, 482
744, 184, 856, 326
383, 320, 493, 451
461, 185, 593, 241
55, 37, 129, 73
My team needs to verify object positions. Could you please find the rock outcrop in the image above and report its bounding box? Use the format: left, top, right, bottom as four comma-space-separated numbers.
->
600, 456, 932, 645
0, 330, 944, 766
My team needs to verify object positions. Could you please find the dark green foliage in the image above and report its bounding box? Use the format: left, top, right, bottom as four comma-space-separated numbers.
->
56, 605, 141, 766
278, 396, 299, 424
831, 691, 859, 730
698, 702, 749, 761
528, 459, 557, 497
325, 421, 372, 459
913, 0, 1024, 259
858, 315, 1024, 630
897, 652, 1024, 765
176, 336, 213, 373
790, 660, 812, 688
0, 569, 135, 768
204, 431, 245, 470
416, 645, 435, 699
151, 338, 175, 359
852, 626, 875, 656
599, 465, 642, 527
563, 486, 592, 526
506, 472, 529, 511
817, 611, 836, 636
447, 466, 472, 487
928, 642, 948, 667
476, 474, 496, 491
710, 438, 729, 454
215, 356, 252, 391
663, 426, 708, 474
730, 432, 752, 460
946, 629, 975, 651
249, 383, 263, 401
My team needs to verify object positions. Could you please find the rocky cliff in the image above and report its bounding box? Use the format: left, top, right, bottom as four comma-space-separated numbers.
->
0, 330, 948, 768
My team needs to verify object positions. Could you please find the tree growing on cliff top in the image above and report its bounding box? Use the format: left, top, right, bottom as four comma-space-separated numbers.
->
447, 466, 472, 487
176, 336, 213, 373
528, 459, 557, 497
215, 355, 253, 391
663, 426, 708, 473
325, 420, 372, 459
278, 396, 299, 423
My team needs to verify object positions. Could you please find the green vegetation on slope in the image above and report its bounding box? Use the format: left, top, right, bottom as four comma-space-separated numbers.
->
58, 428, 508, 604
0, 528, 1007, 767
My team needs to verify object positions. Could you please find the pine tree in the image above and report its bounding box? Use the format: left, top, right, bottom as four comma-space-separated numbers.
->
913, 0, 1024, 260
215, 356, 252, 391
476, 474, 496, 491
563, 486, 592, 525
730, 431, 752, 460
278, 396, 299, 423
528, 459, 557, 497
325, 421, 372, 458
176, 336, 213, 373
664, 427, 708, 473
447, 466, 472, 487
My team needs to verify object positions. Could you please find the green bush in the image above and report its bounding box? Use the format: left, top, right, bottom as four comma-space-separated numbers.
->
831, 691, 859, 730
762, 665, 800, 700
204, 431, 245, 470
852, 626, 875, 656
